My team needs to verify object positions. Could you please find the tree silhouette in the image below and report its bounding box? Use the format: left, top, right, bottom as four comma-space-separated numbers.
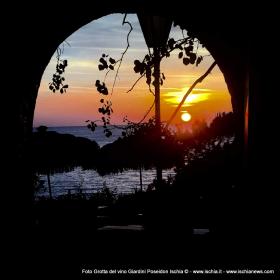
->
32, 126, 100, 198
93, 118, 184, 176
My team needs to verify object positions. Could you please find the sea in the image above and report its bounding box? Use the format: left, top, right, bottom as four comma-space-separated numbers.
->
34, 126, 176, 199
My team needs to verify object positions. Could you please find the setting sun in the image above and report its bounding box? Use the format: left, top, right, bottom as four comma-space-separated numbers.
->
181, 112, 192, 122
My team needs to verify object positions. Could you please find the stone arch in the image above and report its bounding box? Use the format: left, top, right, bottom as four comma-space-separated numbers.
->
15, 4, 250, 224
9, 4, 278, 270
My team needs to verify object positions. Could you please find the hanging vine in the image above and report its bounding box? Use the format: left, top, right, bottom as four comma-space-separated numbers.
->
128, 34, 205, 93
87, 14, 133, 137
49, 42, 69, 94
90, 23, 209, 137
48, 16, 213, 138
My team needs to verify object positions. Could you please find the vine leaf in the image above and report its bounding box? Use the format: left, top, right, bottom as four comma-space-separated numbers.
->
109, 57, 116, 64
183, 57, 190, 65
49, 45, 69, 94
189, 53, 197, 64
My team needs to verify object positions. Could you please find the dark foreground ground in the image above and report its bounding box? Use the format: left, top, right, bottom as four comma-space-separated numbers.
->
25, 226, 277, 279
15, 195, 277, 279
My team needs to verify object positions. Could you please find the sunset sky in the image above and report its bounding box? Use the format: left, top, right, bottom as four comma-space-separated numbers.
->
34, 13, 232, 128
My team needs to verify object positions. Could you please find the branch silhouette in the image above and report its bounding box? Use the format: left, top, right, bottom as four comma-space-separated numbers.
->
111, 14, 133, 94
166, 61, 217, 128
126, 73, 145, 93
137, 100, 155, 124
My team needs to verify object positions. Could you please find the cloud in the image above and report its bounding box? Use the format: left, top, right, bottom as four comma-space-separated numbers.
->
35, 13, 231, 126
64, 14, 146, 52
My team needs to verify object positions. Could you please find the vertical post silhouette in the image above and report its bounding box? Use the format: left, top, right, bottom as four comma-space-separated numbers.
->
137, 15, 172, 187
139, 165, 143, 192
47, 171, 53, 199
153, 47, 162, 184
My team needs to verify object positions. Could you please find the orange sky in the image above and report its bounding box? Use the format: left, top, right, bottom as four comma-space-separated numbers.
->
34, 14, 232, 127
